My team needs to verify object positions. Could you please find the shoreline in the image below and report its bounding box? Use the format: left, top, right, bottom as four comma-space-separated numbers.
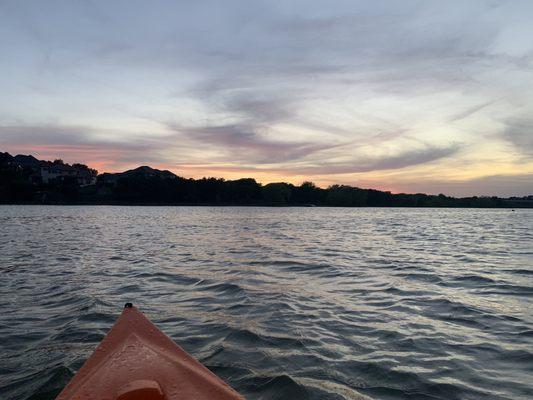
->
0, 202, 530, 208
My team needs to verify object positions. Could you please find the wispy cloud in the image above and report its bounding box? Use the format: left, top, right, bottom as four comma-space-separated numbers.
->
167, 123, 339, 164
501, 117, 533, 157
274, 144, 462, 175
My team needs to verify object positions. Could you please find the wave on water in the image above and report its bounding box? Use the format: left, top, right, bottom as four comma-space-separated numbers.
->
0, 206, 532, 400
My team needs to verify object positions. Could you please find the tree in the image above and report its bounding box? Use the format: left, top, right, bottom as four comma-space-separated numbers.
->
262, 182, 292, 205
326, 185, 367, 206
293, 181, 324, 205
222, 178, 262, 204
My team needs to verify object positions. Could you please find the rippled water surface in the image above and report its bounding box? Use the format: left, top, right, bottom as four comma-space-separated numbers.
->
1, 206, 532, 400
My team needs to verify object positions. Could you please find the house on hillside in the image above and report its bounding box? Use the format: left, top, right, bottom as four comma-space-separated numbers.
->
12, 155, 97, 186
40, 162, 97, 186
40, 163, 77, 183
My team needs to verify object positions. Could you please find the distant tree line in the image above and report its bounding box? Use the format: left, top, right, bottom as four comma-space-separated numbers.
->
1, 152, 532, 207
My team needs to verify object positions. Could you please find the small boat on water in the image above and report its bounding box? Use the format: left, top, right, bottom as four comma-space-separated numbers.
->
56, 303, 243, 400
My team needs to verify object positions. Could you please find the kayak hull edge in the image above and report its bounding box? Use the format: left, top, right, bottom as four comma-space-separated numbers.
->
55, 304, 244, 400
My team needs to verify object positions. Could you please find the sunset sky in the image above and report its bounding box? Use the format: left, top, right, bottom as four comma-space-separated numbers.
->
1, 0, 532, 196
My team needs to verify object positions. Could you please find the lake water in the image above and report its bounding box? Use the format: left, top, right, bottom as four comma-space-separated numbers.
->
0, 206, 532, 400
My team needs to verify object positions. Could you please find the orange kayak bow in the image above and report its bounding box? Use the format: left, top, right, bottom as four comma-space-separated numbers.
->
56, 303, 243, 400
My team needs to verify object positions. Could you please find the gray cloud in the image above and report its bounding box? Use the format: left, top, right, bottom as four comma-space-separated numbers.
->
0, 125, 122, 147
502, 117, 533, 156
168, 123, 339, 164
355, 145, 461, 173
224, 95, 294, 124
449, 99, 500, 122
281, 144, 461, 175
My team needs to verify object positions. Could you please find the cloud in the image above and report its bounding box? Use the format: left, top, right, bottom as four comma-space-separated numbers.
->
168, 122, 339, 164
224, 94, 294, 124
353, 145, 461, 173
502, 117, 533, 156
449, 99, 500, 122
277, 144, 461, 175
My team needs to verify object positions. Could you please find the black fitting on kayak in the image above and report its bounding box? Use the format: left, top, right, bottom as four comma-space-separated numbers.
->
124, 302, 133, 308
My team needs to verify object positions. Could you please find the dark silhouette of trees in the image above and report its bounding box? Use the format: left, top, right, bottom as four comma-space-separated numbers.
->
72, 163, 98, 177
292, 181, 325, 204
262, 182, 292, 205
0, 151, 532, 207
194, 178, 225, 203
0, 152, 34, 202
326, 185, 367, 206
221, 178, 262, 204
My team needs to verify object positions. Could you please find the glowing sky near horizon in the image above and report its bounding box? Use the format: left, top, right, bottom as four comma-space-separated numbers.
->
1, 0, 532, 196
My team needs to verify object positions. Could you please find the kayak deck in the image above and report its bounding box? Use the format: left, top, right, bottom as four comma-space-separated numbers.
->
56, 304, 243, 400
